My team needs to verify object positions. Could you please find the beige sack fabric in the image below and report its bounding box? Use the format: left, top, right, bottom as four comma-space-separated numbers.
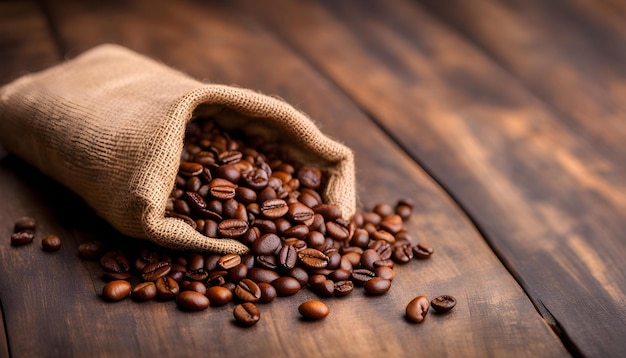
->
0, 44, 356, 254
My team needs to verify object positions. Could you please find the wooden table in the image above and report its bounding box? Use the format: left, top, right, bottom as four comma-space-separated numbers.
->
1, 0, 624, 357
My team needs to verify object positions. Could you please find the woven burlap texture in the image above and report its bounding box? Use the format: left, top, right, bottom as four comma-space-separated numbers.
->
0, 44, 356, 254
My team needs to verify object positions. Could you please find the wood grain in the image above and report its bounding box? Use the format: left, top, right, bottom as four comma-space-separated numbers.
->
0, 0, 569, 357
229, 0, 626, 356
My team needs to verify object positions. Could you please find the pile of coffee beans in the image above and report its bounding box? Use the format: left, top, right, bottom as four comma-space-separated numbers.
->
10, 116, 456, 326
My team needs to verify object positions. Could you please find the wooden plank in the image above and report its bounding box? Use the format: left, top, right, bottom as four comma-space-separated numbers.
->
0, 1, 59, 86
0, 0, 567, 357
231, 0, 626, 356
0, 3, 60, 357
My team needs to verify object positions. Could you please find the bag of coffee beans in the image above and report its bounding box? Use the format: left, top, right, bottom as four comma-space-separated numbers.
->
0, 44, 356, 254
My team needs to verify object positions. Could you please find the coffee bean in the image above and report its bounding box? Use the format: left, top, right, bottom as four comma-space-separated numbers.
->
288, 202, 314, 224
179, 161, 203, 177
102, 280, 131, 301
431, 295, 457, 313
278, 245, 297, 270
391, 244, 413, 264
78, 240, 104, 259
100, 251, 131, 274
351, 268, 375, 285
141, 261, 172, 281
217, 253, 242, 270
233, 302, 261, 327
333, 280, 354, 297
406, 296, 430, 323
155, 276, 180, 300
298, 248, 329, 269
260, 198, 289, 219
272, 276, 301, 297
131, 282, 157, 302
257, 282, 277, 303
206, 286, 233, 306
298, 300, 329, 320
413, 243, 434, 259
41, 234, 61, 252
10, 231, 34, 246
14, 216, 36, 232
363, 277, 391, 295
234, 279, 262, 302
246, 267, 281, 283
252, 233, 281, 255
176, 291, 210, 311
209, 178, 237, 199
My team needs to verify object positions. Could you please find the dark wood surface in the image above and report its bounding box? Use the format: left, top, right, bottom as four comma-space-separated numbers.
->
0, 0, 623, 357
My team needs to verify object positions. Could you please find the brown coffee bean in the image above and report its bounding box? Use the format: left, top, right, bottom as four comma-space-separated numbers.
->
141, 261, 172, 281
247, 267, 281, 283
179, 161, 203, 177
351, 268, 375, 285
296, 166, 322, 189
379, 214, 404, 234
271, 276, 301, 297
176, 291, 210, 311
10, 231, 34, 246
298, 248, 329, 269
260, 198, 289, 219
183, 281, 207, 295
100, 251, 131, 274
363, 277, 391, 295
206, 286, 233, 306
209, 178, 237, 199
155, 276, 180, 300
326, 221, 350, 241
217, 253, 242, 270
257, 282, 277, 303
78, 240, 104, 259
131, 282, 157, 302
235, 279, 262, 302
333, 280, 354, 297
298, 300, 330, 320
392, 244, 413, 264
218, 219, 248, 238
242, 168, 269, 190
278, 245, 297, 270
233, 302, 261, 327
102, 280, 131, 301
375, 266, 395, 281
184, 191, 207, 211
406, 296, 430, 323
431, 295, 457, 313
287, 202, 314, 224
253, 233, 281, 255
413, 243, 434, 259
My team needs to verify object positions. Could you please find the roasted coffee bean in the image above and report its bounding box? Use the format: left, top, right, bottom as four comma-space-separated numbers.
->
14, 216, 36, 232
78, 240, 104, 259
247, 267, 281, 284
298, 300, 329, 320
285, 267, 309, 287
184, 281, 207, 295
333, 280, 354, 297
431, 295, 457, 313
371, 230, 395, 244
179, 161, 203, 177
392, 244, 413, 264
10, 231, 34, 246
255, 254, 278, 270
235, 279, 262, 302
349, 228, 370, 248
253, 219, 277, 234
155, 276, 180, 300
406, 296, 430, 323
209, 178, 237, 199
375, 266, 395, 281
176, 291, 210, 311
253, 233, 281, 255
257, 282, 277, 303
312, 203, 342, 221
351, 268, 375, 285
298, 248, 329, 269
328, 269, 352, 282
363, 277, 391, 295
369, 240, 392, 260
102, 280, 131, 301
379, 214, 404, 234
227, 263, 248, 283
287, 202, 314, 224
296, 166, 322, 189
305, 231, 326, 249
100, 251, 131, 273
233, 302, 261, 327
326, 221, 350, 241
395, 199, 414, 220
313, 279, 335, 297
242, 168, 269, 190
278, 245, 297, 270
272, 276, 301, 297
206, 286, 233, 306
141, 261, 172, 281
134, 249, 160, 271
236, 186, 257, 204
413, 243, 434, 259
217, 253, 242, 270
260, 198, 289, 219
184, 191, 207, 211
185, 176, 202, 192
360, 249, 382, 271
218, 219, 248, 238
131, 282, 157, 302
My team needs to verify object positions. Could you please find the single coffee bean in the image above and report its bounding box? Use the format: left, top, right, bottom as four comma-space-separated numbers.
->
247, 267, 281, 284
296, 166, 322, 189
235, 278, 262, 303
363, 277, 391, 295
379, 214, 404, 234
100, 251, 131, 273
102, 280, 131, 302
375, 266, 395, 281
155, 276, 180, 300
10, 231, 34, 246
218, 219, 248, 238
14, 216, 36, 232
313, 279, 335, 297
141, 261, 172, 281
184, 281, 207, 295
431, 295, 457, 313
253, 233, 281, 255
406, 296, 430, 323
233, 302, 261, 327
209, 178, 237, 199
206, 286, 233, 306
351, 268, 375, 285
260, 198, 289, 219
257, 282, 277, 303
78, 240, 104, 259
272, 276, 301, 297
287, 202, 314, 224
278, 245, 298, 270
176, 291, 210, 311
227, 263, 248, 283
298, 300, 330, 320
179, 161, 203, 177
392, 244, 413, 264
217, 253, 242, 270
298, 248, 329, 269
326, 221, 350, 241
333, 280, 354, 297
131, 282, 157, 302
413, 243, 434, 259
360, 249, 382, 271
184, 191, 207, 211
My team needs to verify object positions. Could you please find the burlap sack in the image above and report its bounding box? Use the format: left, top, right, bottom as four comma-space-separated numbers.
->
0, 44, 356, 254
